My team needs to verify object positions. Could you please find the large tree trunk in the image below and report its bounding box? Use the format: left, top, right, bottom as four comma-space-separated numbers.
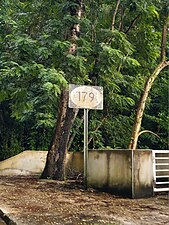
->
129, 17, 168, 150
40, 0, 83, 180
40, 90, 78, 180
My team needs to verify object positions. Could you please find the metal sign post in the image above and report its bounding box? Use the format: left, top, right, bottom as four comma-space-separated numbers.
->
69, 84, 103, 188
84, 109, 88, 189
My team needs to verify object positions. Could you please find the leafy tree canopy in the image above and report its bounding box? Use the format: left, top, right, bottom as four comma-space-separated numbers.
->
0, 0, 168, 160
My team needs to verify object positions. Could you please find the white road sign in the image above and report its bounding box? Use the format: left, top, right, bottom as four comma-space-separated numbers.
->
69, 84, 103, 110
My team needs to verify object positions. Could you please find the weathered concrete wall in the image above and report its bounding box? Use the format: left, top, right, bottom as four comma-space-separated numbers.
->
0, 151, 48, 175
132, 150, 153, 198
0, 151, 83, 176
66, 152, 84, 176
88, 150, 153, 198
0, 150, 154, 198
88, 150, 132, 196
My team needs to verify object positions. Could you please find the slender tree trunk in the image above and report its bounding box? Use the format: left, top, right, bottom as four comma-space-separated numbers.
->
40, 0, 83, 180
160, 19, 168, 62
129, 17, 168, 150
129, 61, 169, 150
118, 6, 125, 31
111, 0, 121, 31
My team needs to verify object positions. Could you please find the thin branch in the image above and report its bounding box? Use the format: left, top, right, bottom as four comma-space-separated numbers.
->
111, 0, 121, 31
118, 6, 125, 31
160, 17, 168, 62
67, 115, 83, 151
125, 15, 140, 34
138, 130, 160, 139
88, 117, 106, 145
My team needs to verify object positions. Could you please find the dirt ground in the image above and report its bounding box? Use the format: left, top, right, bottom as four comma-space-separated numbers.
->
0, 176, 169, 225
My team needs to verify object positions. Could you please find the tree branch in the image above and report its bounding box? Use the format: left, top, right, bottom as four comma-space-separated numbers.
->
138, 130, 160, 139
125, 14, 140, 34
118, 6, 125, 31
111, 0, 121, 31
161, 17, 168, 62
88, 117, 106, 146
67, 115, 83, 151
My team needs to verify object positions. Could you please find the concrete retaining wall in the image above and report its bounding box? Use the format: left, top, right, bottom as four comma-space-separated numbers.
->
133, 150, 153, 198
88, 150, 132, 195
88, 150, 153, 198
0, 150, 153, 198
0, 151, 48, 175
0, 151, 83, 176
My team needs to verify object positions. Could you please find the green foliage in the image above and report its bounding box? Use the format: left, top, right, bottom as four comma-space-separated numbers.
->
0, 0, 168, 160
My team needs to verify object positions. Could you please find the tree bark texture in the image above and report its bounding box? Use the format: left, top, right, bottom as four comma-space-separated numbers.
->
40, 0, 83, 180
40, 90, 78, 179
160, 18, 168, 62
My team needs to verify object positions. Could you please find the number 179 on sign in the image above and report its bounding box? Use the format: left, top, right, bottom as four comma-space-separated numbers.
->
69, 84, 103, 110
77, 91, 94, 102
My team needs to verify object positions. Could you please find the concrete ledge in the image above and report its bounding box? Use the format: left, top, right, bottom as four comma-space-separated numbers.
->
0, 151, 83, 176
0, 168, 35, 176
0, 151, 47, 175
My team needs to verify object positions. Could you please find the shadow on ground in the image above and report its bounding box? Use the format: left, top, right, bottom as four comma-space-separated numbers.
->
0, 176, 169, 225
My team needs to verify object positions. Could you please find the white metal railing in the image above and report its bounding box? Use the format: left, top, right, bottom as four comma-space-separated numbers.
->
152, 150, 169, 192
